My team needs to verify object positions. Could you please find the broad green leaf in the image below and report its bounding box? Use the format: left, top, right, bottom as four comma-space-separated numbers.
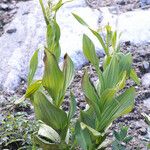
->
47, 21, 61, 61
105, 25, 112, 53
34, 134, 60, 150
52, 0, 73, 13
42, 50, 64, 106
130, 69, 140, 85
33, 91, 68, 131
39, 0, 49, 25
96, 139, 111, 150
63, 54, 75, 91
73, 13, 109, 56
28, 49, 39, 85
38, 123, 61, 143
75, 121, 87, 150
82, 71, 100, 116
75, 121, 93, 150
119, 127, 128, 140
80, 122, 102, 137
112, 31, 117, 50
112, 140, 125, 150
123, 136, 132, 144
65, 129, 70, 144
83, 34, 99, 68
114, 130, 121, 141
99, 87, 135, 131
80, 107, 96, 129
118, 53, 132, 75
68, 92, 76, 121
116, 71, 127, 91
113, 87, 135, 119
103, 55, 112, 70
90, 29, 108, 56
103, 55, 119, 90
47, 24, 53, 49
100, 88, 116, 108
54, 21, 61, 43
52, 0, 63, 12
25, 80, 42, 98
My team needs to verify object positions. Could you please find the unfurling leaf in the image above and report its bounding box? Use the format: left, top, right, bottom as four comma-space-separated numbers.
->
130, 69, 140, 85
28, 49, 39, 85
38, 123, 61, 143
33, 91, 68, 131
63, 54, 75, 91
83, 34, 99, 68
42, 50, 64, 106
68, 92, 76, 121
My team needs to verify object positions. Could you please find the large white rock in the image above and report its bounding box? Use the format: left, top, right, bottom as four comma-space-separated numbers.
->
142, 73, 150, 88
101, 8, 150, 43
0, 0, 101, 91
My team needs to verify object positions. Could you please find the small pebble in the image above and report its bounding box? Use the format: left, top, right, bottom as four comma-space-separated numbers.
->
117, 0, 126, 5
139, 128, 147, 136
6, 28, 17, 34
143, 61, 149, 70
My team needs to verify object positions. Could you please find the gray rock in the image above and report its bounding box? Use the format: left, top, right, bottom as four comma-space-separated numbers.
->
117, 0, 126, 5
139, 128, 147, 136
142, 73, 150, 87
0, 0, 102, 91
101, 8, 150, 43
143, 61, 149, 70
8, 4, 15, 10
0, 3, 9, 10
143, 98, 150, 110
140, 0, 150, 7
6, 28, 17, 34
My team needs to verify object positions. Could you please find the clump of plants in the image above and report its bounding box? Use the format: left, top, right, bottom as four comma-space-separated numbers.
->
112, 126, 132, 150
14, 0, 140, 149
0, 112, 38, 150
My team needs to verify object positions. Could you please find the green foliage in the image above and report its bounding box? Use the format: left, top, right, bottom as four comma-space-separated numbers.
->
73, 13, 140, 85
142, 113, 150, 126
73, 14, 139, 149
0, 112, 38, 150
112, 126, 132, 150
13, 1, 139, 149
15, 0, 75, 149
142, 113, 150, 149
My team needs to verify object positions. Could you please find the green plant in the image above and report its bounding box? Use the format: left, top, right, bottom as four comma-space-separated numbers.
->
142, 113, 150, 149
14, 1, 140, 149
15, 0, 75, 149
112, 126, 132, 150
72, 14, 140, 149
0, 112, 38, 150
